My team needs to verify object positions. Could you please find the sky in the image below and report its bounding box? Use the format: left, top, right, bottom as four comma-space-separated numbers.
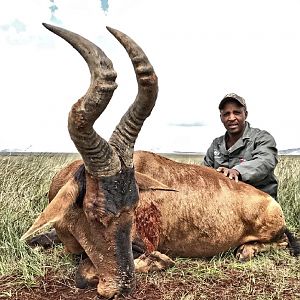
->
1, 0, 300, 153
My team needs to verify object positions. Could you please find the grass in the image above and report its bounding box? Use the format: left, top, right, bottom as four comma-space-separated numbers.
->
134, 250, 300, 299
0, 153, 299, 299
0, 154, 80, 285
275, 156, 300, 229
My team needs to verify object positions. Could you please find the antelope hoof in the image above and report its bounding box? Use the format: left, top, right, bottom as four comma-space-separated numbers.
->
134, 251, 175, 273
235, 244, 256, 262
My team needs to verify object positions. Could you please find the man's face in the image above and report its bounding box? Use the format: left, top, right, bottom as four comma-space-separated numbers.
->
220, 100, 248, 135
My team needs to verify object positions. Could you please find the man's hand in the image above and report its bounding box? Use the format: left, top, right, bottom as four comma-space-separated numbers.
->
217, 167, 240, 182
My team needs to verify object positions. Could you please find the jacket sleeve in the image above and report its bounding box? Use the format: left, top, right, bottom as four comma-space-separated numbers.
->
233, 131, 278, 183
203, 141, 215, 167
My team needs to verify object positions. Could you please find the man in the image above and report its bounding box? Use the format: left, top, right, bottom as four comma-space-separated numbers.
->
203, 93, 278, 199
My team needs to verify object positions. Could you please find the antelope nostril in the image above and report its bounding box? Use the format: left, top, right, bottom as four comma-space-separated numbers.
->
75, 272, 89, 289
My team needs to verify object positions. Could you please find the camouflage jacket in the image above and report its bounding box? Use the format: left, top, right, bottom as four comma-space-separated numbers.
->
203, 122, 278, 199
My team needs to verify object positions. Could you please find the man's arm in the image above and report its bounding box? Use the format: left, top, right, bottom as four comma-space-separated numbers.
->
233, 131, 278, 184
203, 141, 215, 167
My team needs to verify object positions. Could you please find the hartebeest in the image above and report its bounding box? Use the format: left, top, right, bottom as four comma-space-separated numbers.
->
22, 24, 300, 299
22, 23, 159, 298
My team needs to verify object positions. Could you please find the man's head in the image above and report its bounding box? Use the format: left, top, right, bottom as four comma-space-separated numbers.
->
218, 93, 247, 111
219, 93, 248, 136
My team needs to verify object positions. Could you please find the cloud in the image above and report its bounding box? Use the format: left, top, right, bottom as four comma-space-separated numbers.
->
100, 0, 109, 13
49, 0, 62, 25
0, 19, 26, 33
169, 122, 206, 127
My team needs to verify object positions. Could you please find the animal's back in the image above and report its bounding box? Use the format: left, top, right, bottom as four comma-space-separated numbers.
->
133, 151, 285, 257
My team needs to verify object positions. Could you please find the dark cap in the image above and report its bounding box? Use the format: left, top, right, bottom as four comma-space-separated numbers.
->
219, 93, 247, 110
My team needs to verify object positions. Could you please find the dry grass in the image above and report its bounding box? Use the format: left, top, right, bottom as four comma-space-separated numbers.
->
0, 153, 299, 299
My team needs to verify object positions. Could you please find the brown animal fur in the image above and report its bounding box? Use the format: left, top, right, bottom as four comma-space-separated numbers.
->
134, 150, 286, 258
29, 150, 288, 260
22, 148, 299, 297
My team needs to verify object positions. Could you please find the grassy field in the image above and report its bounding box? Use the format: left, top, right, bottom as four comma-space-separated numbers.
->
0, 153, 299, 299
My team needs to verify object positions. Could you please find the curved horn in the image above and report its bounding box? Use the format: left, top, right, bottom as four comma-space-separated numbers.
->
43, 23, 121, 177
107, 27, 158, 168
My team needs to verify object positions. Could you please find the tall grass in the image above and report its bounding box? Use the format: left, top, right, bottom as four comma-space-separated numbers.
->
275, 156, 300, 229
0, 153, 299, 291
0, 154, 79, 284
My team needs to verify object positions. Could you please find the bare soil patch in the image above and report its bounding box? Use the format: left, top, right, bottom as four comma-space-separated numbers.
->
2, 265, 300, 300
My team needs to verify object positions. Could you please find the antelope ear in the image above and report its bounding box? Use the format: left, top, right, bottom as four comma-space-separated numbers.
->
20, 178, 79, 241
135, 172, 177, 192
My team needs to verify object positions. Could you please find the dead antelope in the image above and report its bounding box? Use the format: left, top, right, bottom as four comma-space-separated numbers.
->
22, 23, 158, 298
22, 23, 300, 299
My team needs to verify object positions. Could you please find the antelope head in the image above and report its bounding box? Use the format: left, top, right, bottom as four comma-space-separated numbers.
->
21, 23, 158, 298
